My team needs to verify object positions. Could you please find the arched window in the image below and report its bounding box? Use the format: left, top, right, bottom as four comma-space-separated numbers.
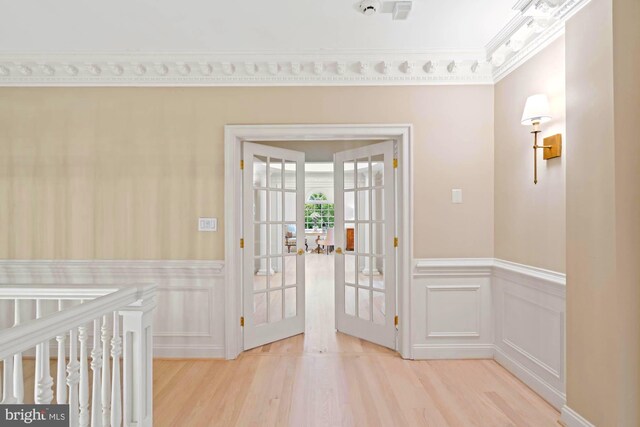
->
305, 192, 334, 229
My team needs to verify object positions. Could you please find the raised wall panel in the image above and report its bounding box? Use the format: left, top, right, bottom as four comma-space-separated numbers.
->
426, 285, 480, 337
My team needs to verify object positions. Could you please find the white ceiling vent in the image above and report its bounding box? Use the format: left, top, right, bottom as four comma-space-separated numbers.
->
392, 1, 413, 20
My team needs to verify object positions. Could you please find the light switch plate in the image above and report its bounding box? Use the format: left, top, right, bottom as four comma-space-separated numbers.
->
198, 217, 217, 232
452, 189, 463, 204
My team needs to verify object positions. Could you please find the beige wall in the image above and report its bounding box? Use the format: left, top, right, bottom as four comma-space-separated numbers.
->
0, 86, 494, 260
494, 37, 566, 273
566, 0, 640, 424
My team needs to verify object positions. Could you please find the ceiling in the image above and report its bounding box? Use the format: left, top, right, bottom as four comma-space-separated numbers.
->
0, 0, 517, 53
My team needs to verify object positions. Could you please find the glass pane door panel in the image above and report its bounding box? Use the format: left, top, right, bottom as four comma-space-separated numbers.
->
284, 192, 296, 222
344, 161, 355, 189
358, 288, 370, 320
254, 293, 267, 326
253, 263, 267, 291
270, 257, 283, 287
345, 254, 356, 284
357, 190, 369, 220
284, 161, 296, 190
253, 155, 267, 187
269, 158, 283, 188
344, 191, 355, 221
372, 223, 384, 255
345, 286, 356, 316
270, 225, 283, 256
357, 223, 369, 254
373, 291, 385, 325
358, 256, 370, 287
356, 158, 369, 188
270, 191, 282, 222
371, 188, 384, 221
255, 224, 267, 256
371, 154, 384, 186
255, 190, 267, 222
285, 288, 297, 318
284, 256, 296, 286
270, 290, 283, 323
372, 257, 385, 289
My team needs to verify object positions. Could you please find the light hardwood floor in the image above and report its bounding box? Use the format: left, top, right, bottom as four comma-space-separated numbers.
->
154, 253, 560, 426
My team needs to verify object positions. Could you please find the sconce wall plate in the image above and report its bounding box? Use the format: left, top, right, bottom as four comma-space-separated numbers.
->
543, 134, 562, 160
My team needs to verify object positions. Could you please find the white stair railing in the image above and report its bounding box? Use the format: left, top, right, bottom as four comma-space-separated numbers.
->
0, 284, 156, 427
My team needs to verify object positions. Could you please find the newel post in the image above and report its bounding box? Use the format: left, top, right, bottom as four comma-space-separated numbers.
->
120, 285, 156, 427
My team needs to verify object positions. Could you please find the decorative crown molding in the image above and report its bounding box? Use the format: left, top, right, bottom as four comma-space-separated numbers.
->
0, 50, 493, 86
0, 0, 591, 87
489, 0, 592, 82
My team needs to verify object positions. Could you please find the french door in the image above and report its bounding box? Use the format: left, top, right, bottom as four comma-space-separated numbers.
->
242, 142, 306, 350
334, 141, 397, 349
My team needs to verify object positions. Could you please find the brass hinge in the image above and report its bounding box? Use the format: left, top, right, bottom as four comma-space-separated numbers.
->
394, 315, 399, 327
240, 238, 244, 249
240, 160, 244, 170
394, 237, 398, 248
240, 316, 245, 327
393, 158, 398, 169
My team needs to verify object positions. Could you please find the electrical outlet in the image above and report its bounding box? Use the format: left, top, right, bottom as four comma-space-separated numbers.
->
452, 189, 463, 204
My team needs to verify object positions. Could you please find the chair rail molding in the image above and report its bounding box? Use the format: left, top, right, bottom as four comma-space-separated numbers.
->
0, 259, 226, 358
412, 257, 566, 410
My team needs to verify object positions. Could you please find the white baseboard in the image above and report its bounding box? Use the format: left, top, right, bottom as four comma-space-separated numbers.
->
494, 346, 566, 410
412, 344, 494, 359
560, 405, 595, 427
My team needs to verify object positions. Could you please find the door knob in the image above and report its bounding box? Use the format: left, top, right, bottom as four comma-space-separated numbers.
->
335, 247, 343, 254
297, 248, 305, 255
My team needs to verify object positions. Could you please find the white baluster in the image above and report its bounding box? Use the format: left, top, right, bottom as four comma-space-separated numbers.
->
56, 300, 67, 404
101, 315, 111, 427
35, 300, 53, 404
91, 318, 103, 427
79, 319, 90, 427
13, 299, 24, 403
111, 312, 122, 427
67, 327, 80, 427
1, 355, 16, 403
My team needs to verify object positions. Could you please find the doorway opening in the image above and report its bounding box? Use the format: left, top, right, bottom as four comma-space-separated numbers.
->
224, 125, 413, 360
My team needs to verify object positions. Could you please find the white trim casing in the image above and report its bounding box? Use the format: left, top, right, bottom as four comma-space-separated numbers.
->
224, 124, 414, 360
0, 260, 226, 358
560, 405, 596, 427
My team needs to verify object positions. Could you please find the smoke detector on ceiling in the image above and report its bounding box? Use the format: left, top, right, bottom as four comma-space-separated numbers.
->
358, 0, 381, 15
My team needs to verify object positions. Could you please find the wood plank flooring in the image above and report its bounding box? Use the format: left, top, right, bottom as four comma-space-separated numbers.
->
154, 254, 560, 426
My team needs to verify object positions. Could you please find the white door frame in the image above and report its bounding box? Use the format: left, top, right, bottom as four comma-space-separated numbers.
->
224, 124, 413, 359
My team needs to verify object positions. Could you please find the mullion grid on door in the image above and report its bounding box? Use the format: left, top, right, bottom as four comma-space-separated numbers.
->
253, 155, 297, 325
344, 154, 386, 324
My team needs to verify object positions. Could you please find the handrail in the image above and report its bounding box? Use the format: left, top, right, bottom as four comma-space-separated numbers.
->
0, 285, 155, 359
0, 284, 133, 300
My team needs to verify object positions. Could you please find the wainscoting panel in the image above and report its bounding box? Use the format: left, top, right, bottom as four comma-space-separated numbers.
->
412, 259, 494, 359
412, 258, 566, 410
0, 260, 226, 358
493, 259, 566, 410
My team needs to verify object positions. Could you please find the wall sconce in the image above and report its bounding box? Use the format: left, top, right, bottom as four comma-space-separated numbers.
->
521, 94, 562, 184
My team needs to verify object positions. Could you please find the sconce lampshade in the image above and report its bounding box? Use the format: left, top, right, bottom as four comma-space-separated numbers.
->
521, 94, 552, 125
